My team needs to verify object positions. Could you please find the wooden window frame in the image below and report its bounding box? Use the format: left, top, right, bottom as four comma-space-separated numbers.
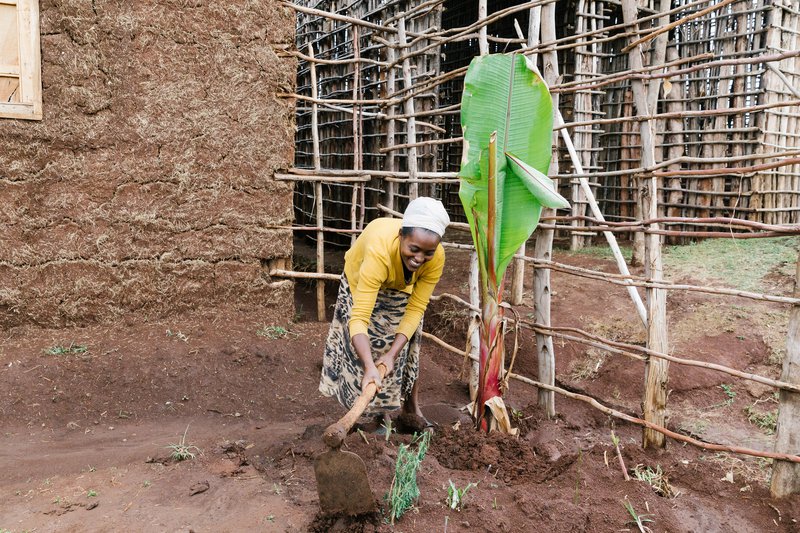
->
1, 0, 42, 120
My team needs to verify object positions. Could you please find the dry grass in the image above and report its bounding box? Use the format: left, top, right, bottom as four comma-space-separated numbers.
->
632, 464, 678, 498
669, 302, 789, 365
569, 317, 645, 381
701, 452, 772, 488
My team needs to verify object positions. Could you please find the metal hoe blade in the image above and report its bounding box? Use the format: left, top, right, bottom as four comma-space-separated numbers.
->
314, 449, 377, 515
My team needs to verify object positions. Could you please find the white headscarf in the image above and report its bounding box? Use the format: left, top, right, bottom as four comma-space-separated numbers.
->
401, 197, 450, 237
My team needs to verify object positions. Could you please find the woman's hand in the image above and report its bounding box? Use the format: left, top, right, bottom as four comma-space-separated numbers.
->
376, 353, 395, 376
362, 362, 383, 392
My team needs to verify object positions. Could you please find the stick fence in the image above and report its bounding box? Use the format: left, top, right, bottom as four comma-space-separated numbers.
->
284, 0, 800, 496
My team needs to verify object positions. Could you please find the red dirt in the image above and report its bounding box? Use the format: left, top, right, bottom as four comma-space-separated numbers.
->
2, 245, 799, 532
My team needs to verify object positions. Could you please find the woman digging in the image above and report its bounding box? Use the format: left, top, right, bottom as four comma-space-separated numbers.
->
319, 197, 449, 433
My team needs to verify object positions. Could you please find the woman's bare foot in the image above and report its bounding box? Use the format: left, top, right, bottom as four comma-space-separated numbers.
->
397, 407, 434, 433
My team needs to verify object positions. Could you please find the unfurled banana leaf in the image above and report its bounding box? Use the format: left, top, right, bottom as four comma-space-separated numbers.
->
458, 53, 569, 432
459, 53, 569, 283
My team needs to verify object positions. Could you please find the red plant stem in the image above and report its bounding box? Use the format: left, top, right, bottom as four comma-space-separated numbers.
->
477, 277, 507, 431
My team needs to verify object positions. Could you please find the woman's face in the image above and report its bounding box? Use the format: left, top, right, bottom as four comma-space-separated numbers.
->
398, 228, 440, 272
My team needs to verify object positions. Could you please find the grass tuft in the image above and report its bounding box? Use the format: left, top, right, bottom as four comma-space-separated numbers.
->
446, 479, 476, 511
632, 464, 677, 497
256, 325, 298, 339
44, 343, 88, 356
744, 404, 778, 435
386, 431, 431, 524
166, 425, 201, 461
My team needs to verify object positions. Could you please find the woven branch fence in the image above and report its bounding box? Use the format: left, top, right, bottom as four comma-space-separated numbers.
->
279, 0, 800, 497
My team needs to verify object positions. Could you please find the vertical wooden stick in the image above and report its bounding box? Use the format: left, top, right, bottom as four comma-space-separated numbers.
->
533, 0, 559, 418
385, 40, 397, 214
469, 251, 481, 403
309, 43, 326, 322
353, 27, 366, 231
570, 0, 590, 251
397, 18, 419, 200
771, 253, 800, 498
478, 0, 489, 56
622, 0, 669, 449
352, 27, 363, 245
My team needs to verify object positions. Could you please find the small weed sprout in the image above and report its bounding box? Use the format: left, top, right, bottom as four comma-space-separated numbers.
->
165, 330, 189, 342
87, 489, 97, 498
386, 431, 431, 524
622, 497, 654, 533
707, 383, 737, 409
44, 343, 88, 356
720, 384, 736, 406
632, 464, 676, 497
381, 418, 395, 442
446, 479, 476, 510
256, 325, 298, 339
744, 404, 778, 435
166, 425, 201, 461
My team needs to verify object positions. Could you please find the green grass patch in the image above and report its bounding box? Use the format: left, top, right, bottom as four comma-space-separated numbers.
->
256, 325, 298, 339
560, 237, 797, 293
662, 237, 798, 292
562, 243, 633, 262
44, 343, 88, 356
744, 404, 778, 435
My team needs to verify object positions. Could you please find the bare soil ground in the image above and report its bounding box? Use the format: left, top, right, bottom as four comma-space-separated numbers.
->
2, 243, 799, 532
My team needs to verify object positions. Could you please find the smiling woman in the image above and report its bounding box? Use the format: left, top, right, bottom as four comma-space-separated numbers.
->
318, 197, 450, 427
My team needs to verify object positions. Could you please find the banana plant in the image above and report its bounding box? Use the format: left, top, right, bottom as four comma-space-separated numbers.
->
458, 53, 569, 432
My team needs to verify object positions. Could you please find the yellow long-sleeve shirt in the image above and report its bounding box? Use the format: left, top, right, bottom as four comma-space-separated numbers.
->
344, 218, 445, 340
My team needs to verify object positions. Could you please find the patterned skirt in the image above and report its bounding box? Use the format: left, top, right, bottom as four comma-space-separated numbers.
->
319, 274, 422, 412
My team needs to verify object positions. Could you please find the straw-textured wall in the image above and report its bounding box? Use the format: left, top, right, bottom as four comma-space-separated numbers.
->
0, 0, 296, 327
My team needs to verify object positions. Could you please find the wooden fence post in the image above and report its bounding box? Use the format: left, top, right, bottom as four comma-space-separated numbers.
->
385, 40, 397, 214
771, 253, 800, 497
397, 17, 418, 200
309, 43, 326, 322
533, 0, 559, 418
622, 0, 669, 448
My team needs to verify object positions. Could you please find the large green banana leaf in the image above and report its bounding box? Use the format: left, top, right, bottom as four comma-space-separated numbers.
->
459, 53, 569, 281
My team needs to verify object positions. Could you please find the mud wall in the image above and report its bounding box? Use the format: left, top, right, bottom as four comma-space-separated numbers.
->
0, 0, 296, 327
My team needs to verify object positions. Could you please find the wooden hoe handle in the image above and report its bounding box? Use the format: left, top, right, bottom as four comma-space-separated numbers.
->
322, 363, 387, 449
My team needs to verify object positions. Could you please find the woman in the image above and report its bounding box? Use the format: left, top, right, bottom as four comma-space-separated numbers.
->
319, 197, 450, 426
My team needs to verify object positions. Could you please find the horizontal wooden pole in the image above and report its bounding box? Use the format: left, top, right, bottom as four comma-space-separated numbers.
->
286, 168, 459, 179
275, 173, 371, 183
654, 157, 800, 177
556, 99, 800, 131
622, 0, 737, 53
269, 269, 340, 281
284, 2, 396, 34
378, 136, 463, 153
377, 204, 471, 231
512, 373, 800, 464
423, 328, 800, 463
